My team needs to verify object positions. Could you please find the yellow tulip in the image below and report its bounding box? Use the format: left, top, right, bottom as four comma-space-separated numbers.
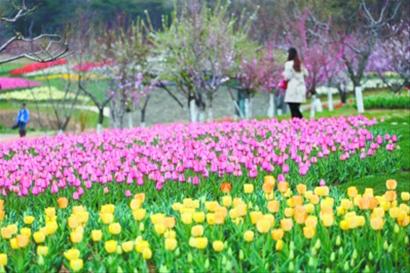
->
23, 216, 35, 225
193, 211, 205, 223
70, 230, 83, 244
154, 224, 166, 235
100, 204, 115, 214
370, 217, 384, 230
130, 199, 143, 210
271, 228, 284, 241
135, 239, 149, 253
401, 192, 410, 201
172, 202, 182, 211
195, 237, 208, 249
10, 238, 18, 249
206, 213, 216, 225
304, 203, 315, 214
296, 184, 307, 195
384, 191, 397, 202
364, 188, 374, 197
165, 238, 178, 251
132, 208, 146, 221
164, 230, 176, 239
1, 227, 13, 239
100, 213, 114, 224
33, 231, 46, 243
244, 184, 254, 194
212, 240, 224, 252
181, 213, 193, 225
37, 245, 49, 256
278, 182, 289, 193
16, 234, 30, 248
108, 223, 122, 235
256, 218, 271, 233
305, 215, 318, 228
314, 186, 329, 196
243, 230, 254, 242
0, 253, 7, 266
142, 247, 152, 259
70, 259, 83, 272
280, 218, 294, 232
45, 207, 56, 218
91, 229, 102, 242
347, 187, 358, 198
68, 216, 80, 229
267, 200, 280, 213
275, 239, 284, 251
321, 214, 334, 227
64, 248, 80, 260
20, 227, 31, 237
105, 240, 118, 253
191, 225, 204, 237
284, 208, 294, 217
221, 195, 232, 207
386, 179, 397, 190
303, 226, 316, 239
122, 241, 134, 253
44, 221, 58, 235
250, 211, 263, 224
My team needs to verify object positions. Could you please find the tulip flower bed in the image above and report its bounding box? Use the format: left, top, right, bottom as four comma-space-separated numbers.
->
0, 77, 40, 91
0, 116, 400, 199
9, 59, 67, 76
0, 87, 88, 102
0, 177, 409, 272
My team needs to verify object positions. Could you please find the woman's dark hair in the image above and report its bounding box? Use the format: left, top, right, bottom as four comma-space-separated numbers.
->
287, 47, 301, 72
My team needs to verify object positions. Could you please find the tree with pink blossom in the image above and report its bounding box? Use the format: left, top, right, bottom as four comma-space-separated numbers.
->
230, 47, 281, 118
98, 20, 157, 128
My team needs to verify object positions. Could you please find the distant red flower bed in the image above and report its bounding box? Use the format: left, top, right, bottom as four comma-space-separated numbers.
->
73, 60, 111, 72
9, 59, 67, 76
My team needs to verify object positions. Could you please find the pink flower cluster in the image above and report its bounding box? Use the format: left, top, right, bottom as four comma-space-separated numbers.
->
0, 77, 41, 91
0, 116, 397, 198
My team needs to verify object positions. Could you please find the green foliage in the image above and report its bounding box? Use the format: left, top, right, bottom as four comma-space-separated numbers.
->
362, 95, 410, 110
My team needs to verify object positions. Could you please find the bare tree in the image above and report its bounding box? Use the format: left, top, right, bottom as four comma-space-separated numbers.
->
0, 0, 68, 64
338, 0, 401, 113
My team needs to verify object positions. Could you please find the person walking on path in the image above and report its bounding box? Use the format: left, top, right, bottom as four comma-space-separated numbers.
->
12, 103, 30, 137
283, 47, 308, 119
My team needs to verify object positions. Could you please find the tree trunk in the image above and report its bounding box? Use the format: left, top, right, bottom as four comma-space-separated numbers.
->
244, 96, 252, 119
267, 93, 276, 118
310, 94, 317, 119
337, 84, 347, 104
127, 112, 133, 129
97, 107, 104, 133
327, 89, 334, 111
237, 89, 247, 118
140, 95, 150, 127
207, 96, 214, 121
355, 86, 365, 113
189, 99, 198, 122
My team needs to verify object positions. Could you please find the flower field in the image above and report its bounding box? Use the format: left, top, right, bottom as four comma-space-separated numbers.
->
0, 77, 40, 91
0, 177, 409, 272
0, 116, 408, 272
0, 87, 88, 102
0, 116, 399, 197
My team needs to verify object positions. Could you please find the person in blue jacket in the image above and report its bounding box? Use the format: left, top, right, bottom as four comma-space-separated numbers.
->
12, 103, 30, 137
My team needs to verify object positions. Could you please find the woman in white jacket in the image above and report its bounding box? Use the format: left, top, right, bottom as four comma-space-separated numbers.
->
283, 47, 308, 118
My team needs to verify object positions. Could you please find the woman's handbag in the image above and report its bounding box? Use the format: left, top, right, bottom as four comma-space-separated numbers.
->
278, 79, 288, 90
